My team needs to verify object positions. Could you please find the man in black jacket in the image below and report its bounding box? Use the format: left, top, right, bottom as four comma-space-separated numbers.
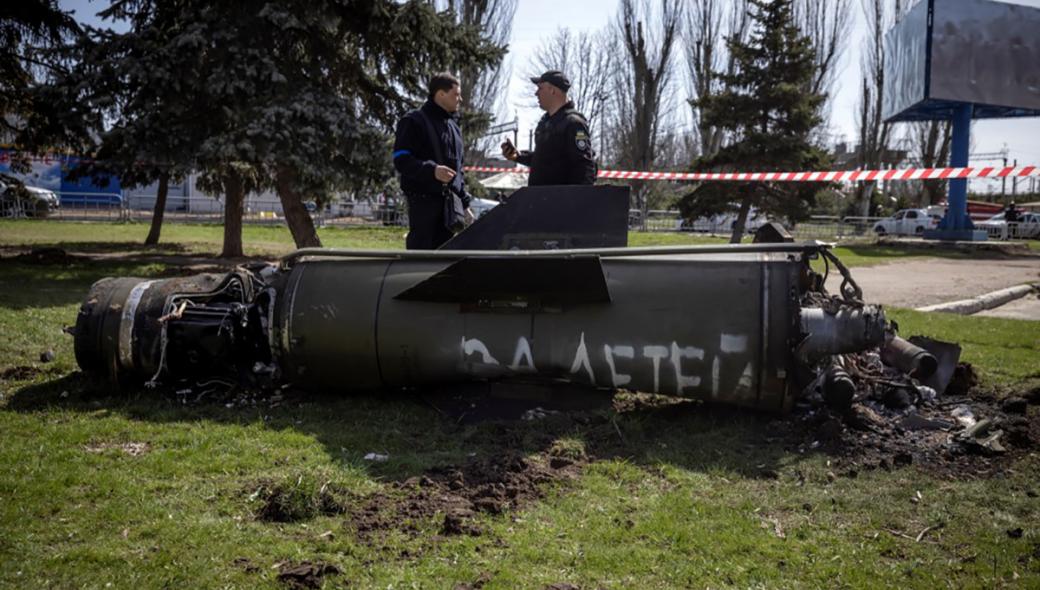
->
393, 72, 474, 249
501, 70, 597, 186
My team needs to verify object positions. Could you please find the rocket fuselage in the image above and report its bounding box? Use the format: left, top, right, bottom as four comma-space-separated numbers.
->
276, 248, 802, 411
73, 243, 882, 413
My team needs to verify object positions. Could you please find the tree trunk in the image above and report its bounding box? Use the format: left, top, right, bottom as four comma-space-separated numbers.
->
858, 181, 875, 218
220, 171, 245, 259
144, 172, 169, 246
275, 166, 322, 249
919, 120, 952, 206
730, 192, 752, 244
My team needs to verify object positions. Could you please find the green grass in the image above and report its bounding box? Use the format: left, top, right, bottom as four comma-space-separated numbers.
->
0, 219, 406, 257
828, 244, 970, 267
0, 219, 737, 258
2, 222, 1039, 588
5, 219, 1030, 270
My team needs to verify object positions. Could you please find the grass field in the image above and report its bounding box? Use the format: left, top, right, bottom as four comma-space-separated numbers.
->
1, 220, 1039, 588
1, 218, 1025, 266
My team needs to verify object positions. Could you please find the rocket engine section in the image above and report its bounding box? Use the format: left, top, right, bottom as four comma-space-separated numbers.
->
73, 243, 885, 413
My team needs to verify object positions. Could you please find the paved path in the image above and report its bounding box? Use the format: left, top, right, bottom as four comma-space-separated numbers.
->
825, 255, 1040, 318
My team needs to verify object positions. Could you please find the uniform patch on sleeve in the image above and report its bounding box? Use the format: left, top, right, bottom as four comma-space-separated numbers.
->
574, 130, 590, 151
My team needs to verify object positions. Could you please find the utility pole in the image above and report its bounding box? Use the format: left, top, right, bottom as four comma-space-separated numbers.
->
1012, 159, 1018, 199
1002, 155, 1007, 199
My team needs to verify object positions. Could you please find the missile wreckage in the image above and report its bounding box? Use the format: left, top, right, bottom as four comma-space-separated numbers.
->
72, 185, 933, 413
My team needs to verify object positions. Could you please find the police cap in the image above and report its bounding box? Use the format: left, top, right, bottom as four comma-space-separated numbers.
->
530, 70, 571, 92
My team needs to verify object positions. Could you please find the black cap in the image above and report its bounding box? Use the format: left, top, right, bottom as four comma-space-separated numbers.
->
530, 70, 571, 92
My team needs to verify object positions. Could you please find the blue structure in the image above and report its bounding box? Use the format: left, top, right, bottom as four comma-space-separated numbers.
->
0, 150, 122, 206
940, 103, 975, 239
883, 0, 1040, 241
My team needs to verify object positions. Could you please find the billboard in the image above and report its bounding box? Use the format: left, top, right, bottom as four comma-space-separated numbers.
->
883, 0, 1040, 122
0, 150, 122, 205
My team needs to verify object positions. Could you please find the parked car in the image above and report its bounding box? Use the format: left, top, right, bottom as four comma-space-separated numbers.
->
469, 197, 499, 219
976, 211, 1040, 239
0, 175, 59, 218
679, 207, 770, 233
872, 209, 938, 236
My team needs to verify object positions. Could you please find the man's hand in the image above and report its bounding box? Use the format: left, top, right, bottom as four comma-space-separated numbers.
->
501, 137, 519, 162
464, 207, 475, 226
434, 165, 456, 183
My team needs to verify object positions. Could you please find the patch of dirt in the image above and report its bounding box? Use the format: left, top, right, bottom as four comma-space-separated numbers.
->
452, 571, 493, 590
83, 441, 151, 457
344, 451, 585, 544
275, 561, 341, 589
13, 247, 82, 265
1, 365, 45, 380
232, 557, 260, 574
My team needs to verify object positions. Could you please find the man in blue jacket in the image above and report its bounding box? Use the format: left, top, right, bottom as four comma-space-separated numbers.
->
392, 72, 474, 249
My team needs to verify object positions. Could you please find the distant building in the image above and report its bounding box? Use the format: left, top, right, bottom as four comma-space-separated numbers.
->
831, 142, 909, 169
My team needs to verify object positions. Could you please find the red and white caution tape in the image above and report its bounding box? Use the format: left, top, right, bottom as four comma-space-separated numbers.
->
464, 165, 1039, 182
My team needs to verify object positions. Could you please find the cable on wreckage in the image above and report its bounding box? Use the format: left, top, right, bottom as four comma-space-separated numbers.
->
145, 278, 245, 388
819, 249, 863, 305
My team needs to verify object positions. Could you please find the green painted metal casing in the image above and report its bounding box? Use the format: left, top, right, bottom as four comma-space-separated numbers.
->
275, 247, 804, 412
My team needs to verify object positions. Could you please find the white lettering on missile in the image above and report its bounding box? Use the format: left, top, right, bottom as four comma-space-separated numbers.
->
671, 342, 704, 394
569, 332, 595, 383
509, 336, 537, 372
737, 361, 754, 392
642, 345, 669, 393
603, 344, 634, 388
460, 332, 752, 396
720, 333, 748, 354
716, 333, 749, 397
461, 337, 499, 365
712, 356, 720, 397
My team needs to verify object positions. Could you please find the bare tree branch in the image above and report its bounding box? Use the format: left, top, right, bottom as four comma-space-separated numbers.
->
852, 0, 897, 214
794, 0, 852, 96
684, 0, 749, 158
611, 0, 682, 167
442, 0, 517, 161
527, 28, 615, 137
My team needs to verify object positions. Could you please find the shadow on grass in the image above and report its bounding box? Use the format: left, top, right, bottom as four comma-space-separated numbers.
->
2, 241, 194, 254
0, 258, 240, 310
4, 372, 802, 483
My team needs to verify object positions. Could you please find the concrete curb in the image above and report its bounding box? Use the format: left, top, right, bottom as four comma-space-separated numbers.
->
915, 283, 1039, 315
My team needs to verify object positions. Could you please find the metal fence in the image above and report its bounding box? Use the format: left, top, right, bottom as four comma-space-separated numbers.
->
11, 193, 1038, 243
118, 195, 412, 228
981, 221, 1039, 240
628, 211, 886, 242
11, 192, 128, 221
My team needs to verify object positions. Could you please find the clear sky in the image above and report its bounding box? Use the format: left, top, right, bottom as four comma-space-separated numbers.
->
59, 0, 1040, 181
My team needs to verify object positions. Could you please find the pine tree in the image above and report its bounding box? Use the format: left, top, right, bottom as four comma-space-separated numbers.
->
1, 1, 83, 169
681, 0, 830, 243
28, 0, 504, 256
